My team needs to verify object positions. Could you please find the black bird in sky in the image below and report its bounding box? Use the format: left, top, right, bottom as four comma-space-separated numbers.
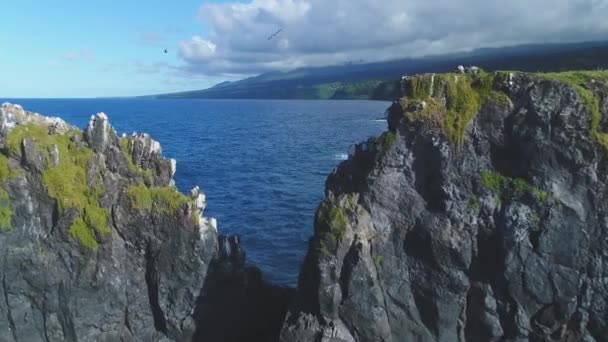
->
163, 49, 168, 53
267, 29, 282, 40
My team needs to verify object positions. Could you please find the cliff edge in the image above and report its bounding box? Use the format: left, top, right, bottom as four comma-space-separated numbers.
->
0, 103, 218, 341
281, 70, 608, 341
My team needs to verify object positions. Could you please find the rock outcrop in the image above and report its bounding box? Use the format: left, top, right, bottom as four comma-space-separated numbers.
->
192, 235, 292, 342
0, 103, 219, 341
281, 71, 608, 341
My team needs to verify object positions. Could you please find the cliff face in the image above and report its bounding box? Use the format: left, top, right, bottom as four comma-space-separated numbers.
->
281, 71, 608, 341
0, 103, 218, 342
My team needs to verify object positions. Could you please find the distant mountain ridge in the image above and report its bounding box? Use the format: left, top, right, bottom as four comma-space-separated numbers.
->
150, 40, 608, 100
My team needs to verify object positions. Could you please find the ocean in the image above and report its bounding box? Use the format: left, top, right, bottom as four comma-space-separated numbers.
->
2, 98, 389, 285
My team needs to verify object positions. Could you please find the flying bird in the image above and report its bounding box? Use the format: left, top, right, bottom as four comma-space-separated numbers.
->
267, 29, 283, 40
163, 49, 168, 53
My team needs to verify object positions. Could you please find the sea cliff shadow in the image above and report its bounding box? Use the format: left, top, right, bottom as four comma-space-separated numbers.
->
191, 235, 293, 342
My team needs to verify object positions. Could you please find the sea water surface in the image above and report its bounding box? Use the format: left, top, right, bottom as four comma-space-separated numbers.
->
2, 99, 389, 285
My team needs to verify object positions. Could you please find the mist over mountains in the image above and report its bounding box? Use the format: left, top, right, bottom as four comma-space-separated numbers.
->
151, 40, 608, 100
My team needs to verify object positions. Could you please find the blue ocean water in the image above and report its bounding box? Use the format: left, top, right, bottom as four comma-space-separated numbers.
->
1, 99, 389, 285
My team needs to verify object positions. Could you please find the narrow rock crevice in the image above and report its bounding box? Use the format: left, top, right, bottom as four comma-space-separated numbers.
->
412, 141, 445, 212
338, 239, 361, 304
145, 244, 168, 335
124, 287, 134, 337
412, 288, 439, 337
42, 296, 51, 342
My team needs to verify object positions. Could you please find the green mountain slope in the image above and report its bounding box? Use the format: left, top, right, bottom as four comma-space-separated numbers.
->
151, 41, 608, 101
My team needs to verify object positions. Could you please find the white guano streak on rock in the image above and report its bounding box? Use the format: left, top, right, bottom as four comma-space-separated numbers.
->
170, 159, 177, 177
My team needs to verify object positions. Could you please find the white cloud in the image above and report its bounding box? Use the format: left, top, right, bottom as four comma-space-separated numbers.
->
179, 36, 217, 61
176, 0, 608, 77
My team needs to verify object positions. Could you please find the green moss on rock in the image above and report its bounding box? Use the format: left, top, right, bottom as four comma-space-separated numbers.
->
0, 154, 20, 231
474, 72, 511, 104
401, 71, 510, 146
408, 74, 435, 100
0, 189, 11, 231
442, 74, 482, 146
126, 183, 189, 215
6, 123, 110, 247
481, 171, 506, 191
317, 200, 349, 243
467, 197, 480, 211
374, 255, 384, 266
382, 131, 397, 149
126, 183, 153, 209
69, 217, 99, 249
540, 71, 608, 150
481, 170, 548, 202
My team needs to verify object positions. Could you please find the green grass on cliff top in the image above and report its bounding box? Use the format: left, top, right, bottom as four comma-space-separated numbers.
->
402, 71, 510, 146
539, 70, 608, 150
126, 183, 189, 215
402, 69, 608, 149
6, 124, 110, 248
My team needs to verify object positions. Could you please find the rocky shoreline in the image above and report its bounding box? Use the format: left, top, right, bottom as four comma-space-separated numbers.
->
2, 69, 608, 341
0, 103, 289, 342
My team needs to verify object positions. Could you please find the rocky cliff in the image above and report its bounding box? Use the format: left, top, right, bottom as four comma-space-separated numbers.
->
0, 103, 221, 342
281, 70, 608, 341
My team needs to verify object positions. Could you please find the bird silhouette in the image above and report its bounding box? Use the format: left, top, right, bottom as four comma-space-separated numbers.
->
163, 49, 168, 53
267, 29, 282, 40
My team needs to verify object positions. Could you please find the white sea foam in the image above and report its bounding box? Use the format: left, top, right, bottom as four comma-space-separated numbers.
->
335, 153, 348, 160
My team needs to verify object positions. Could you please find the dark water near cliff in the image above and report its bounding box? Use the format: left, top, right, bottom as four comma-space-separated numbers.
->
2, 98, 389, 285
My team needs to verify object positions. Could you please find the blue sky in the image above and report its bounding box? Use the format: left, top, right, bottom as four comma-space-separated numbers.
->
0, 0, 231, 98
1, 0, 606, 98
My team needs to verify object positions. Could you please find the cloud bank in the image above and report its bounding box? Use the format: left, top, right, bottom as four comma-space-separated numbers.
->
177, 0, 608, 77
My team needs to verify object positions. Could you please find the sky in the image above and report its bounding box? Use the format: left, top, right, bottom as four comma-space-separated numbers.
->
1, 0, 607, 98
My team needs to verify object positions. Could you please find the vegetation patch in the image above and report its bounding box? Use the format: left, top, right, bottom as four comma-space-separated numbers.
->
126, 183, 189, 215
467, 197, 480, 211
344, 193, 357, 209
539, 71, 608, 150
400, 97, 445, 128
403, 70, 608, 154
374, 255, 384, 266
480, 170, 548, 203
481, 171, 506, 191
474, 72, 511, 104
0, 154, 21, 231
442, 74, 481, 146
408, 74, 435, 100
317, 200, 348, 243
0, 189, 11, 232
69, 217, 99, 249
6, 123, 110, 248
401, 71, 510, 146
382, 131, 397, 149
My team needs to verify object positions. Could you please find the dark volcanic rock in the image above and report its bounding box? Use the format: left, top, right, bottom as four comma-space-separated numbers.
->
192, 235, 292, 342
281, 71, 608, 341
0, 103, 219, 342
